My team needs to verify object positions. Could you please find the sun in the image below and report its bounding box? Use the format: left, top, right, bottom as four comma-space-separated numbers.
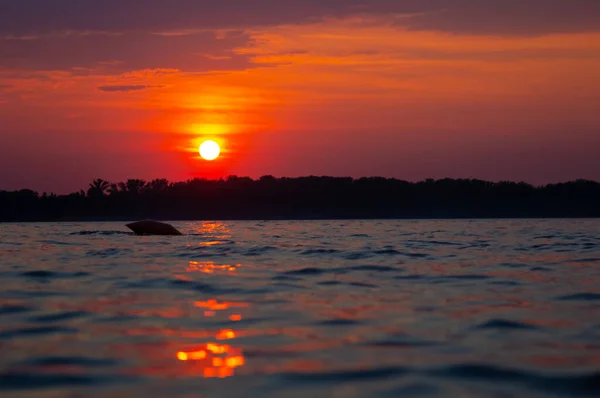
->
199, 140, 221, 161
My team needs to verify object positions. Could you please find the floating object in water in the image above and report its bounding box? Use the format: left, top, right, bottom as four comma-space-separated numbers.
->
126, 220, 182, 236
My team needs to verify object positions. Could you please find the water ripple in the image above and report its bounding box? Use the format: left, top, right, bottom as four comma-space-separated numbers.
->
29, 311, 90, 323
23, 356, 119, 367
86, 248, 132, 257
0, 326, 78, 339
0, 219, 599, 397
432, 364, 600, 397
279, 366, 410, 382
0, 372, 133, 391
557, 293, 600, 301
0, 305, 33, 315
474, 319, 541, 330
20, 270, 89, 279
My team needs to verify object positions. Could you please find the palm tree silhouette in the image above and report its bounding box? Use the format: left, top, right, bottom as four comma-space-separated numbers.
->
87, 178, 110, 198
2, 176, 600, 221
119, 179, 147, 195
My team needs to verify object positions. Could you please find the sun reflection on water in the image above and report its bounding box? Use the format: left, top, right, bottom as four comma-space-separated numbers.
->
195, 299, 249, 311
142, 220, 252, 378
190, 221, 231, 238
177, 341, 245, 378
187, 261, 241, 274
174, 294, 249, 378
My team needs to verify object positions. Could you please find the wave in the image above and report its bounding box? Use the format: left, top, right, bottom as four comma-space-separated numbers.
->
362, 338, 439, 348
70, 231, 132, 236
86, 248, 133, 258
394, 274, 491, 282
473, 319, 541, 330
23, 356, 119, 368
0, 304, 34, 316
431, 364, 600, 397
283, 264, 403, 277
0, 326, 78, 339
556, 293, 600, 301
28, 311, 89, 323
20, 270, 89, 279
279, 366, 409, 382
0, 372, 133, 391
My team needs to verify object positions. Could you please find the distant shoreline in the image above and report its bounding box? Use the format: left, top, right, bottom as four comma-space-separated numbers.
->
2, 216, 600, 223
2, 176, 599, 222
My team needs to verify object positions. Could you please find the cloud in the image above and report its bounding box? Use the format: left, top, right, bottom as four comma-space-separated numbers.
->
0, 1, 597, 75
403, 0, 600, 36
239, 19, 600, 69
0, 29, 252, 72
1, 30, 121, 41
202, 54, 233, 60
152, 29, 206, 37
0, 0, 598, 37
97, 85, 162, 92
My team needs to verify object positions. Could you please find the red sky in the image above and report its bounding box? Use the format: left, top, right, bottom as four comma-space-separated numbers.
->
1, 0, 599, 193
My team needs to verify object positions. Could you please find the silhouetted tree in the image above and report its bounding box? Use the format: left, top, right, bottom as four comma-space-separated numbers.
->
87, 178, 110, 198
148, 178, 170, 193
118, 179, 147, 195
108, 183, 120, 196
1, 176, 599, 221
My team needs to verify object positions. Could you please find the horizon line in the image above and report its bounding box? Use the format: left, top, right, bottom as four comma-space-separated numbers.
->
3, 175, 599, 196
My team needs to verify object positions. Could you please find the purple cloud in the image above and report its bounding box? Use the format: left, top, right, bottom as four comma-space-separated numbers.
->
0, 29, 252, 72
0, 1, 597, 74
97, 85, 162, 92
0, 0, 598, 37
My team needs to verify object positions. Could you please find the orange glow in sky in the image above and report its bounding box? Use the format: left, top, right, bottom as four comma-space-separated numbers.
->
1, 2, 599, 192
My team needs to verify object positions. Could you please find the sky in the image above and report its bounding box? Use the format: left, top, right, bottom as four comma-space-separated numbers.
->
1, 0, 599, 193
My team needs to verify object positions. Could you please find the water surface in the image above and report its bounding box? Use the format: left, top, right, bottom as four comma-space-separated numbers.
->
1, 220, 599, 397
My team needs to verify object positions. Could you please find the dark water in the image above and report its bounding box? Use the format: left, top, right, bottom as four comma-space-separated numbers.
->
1, 220, 600, 398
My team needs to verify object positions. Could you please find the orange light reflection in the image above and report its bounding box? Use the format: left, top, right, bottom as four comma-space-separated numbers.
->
176, 342, 244, 379
187, 261, 241, 274
195, 299, 249, 311
217, 329, 236, 340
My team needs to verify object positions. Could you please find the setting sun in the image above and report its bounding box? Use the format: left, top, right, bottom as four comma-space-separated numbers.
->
199, 140, 221, 161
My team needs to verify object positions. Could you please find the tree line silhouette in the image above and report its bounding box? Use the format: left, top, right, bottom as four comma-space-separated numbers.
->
1, 176, 599, 221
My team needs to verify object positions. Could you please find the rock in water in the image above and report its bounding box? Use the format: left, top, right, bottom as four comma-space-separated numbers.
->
126, 220, 183, 236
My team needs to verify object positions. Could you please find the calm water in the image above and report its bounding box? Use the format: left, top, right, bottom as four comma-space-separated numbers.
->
1, 220, 599, 398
